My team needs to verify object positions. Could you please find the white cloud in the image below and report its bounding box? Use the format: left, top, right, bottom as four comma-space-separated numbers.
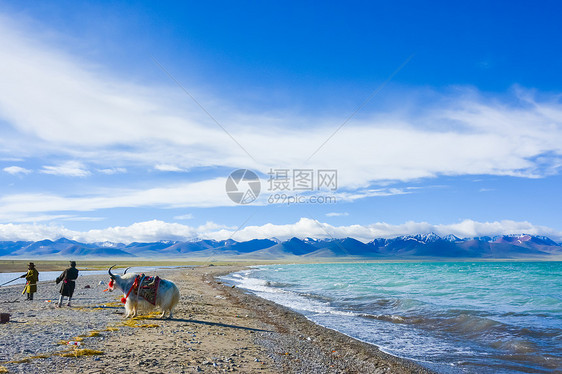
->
174, 213, 194, 220
332, 188, 415, 201
326, 212, 349, 217
0, 178, 234, 222
3, 166, 31, 175
60, 216, 106, 222
0, 16, 561, 192
0, 214, 74, 223
0, 220, 232, 243
40, 161, 90, 177
154, 164, 185, 172
202, 218, 562, 243
0, 14, 562, 237
97, 167, 127, 175
0, 177, 415, 223
77, 220, 214, 243
0, 218, 560, 244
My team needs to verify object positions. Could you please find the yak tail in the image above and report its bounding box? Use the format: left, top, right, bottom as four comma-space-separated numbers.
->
171, 285, 180, 309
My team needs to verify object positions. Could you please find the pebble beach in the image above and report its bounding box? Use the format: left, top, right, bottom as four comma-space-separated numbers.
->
0, 266, 430, 373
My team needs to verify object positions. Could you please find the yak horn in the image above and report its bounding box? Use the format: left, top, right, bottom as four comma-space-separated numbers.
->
108, 265, 117, 278
123, 267, 131, 275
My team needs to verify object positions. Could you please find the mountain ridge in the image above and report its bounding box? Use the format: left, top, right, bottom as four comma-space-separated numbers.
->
0, 233, 560, 259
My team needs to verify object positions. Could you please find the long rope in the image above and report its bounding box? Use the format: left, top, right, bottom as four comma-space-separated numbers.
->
0, 276, 22, 287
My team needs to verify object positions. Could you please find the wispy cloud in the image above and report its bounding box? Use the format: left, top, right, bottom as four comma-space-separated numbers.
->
333, 188, 415, 201
0, 218, 560, 243
3, 166, 31, 175
97, 167, 127, 175
174, 213, 194, 220
326, 212, 349, 217
0, 178, 233, 223
0, 178, 415, 222
60, 216, 106, 222
0, 16, 561, 192
154, 164, 186, 172
1, 13, 562, 239
40, 161, 90, 177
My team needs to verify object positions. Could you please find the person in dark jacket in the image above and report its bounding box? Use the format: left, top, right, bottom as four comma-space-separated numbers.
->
20, 262, 39, 300
56, 261, 79, 307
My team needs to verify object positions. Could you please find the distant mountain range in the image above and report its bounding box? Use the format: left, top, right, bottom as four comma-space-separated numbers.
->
0, 234, 560, 259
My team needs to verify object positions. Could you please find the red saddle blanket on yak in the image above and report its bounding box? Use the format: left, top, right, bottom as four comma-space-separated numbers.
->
134, 275, 160, 305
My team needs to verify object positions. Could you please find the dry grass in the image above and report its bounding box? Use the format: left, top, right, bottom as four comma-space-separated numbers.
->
133, 312, 160, 320
83, 331, 101, 338
58, 336, 82, 345
1, 348, 104, 369
58, 329, 103, 345
93, 301, 123, 310
117, 311, 161, 329
120, 318, 159, 329
58, 349, 104, 358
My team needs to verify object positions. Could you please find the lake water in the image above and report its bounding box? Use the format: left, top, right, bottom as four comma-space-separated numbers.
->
221, 262, 562, 373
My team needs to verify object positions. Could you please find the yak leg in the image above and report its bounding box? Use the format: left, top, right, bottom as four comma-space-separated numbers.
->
160, 308, 173, 319
131, 300, 138, 318
162, 308, 173, 320
125, 301, 136, 318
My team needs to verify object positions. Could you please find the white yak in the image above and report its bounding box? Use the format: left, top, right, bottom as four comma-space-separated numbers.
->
107, 265, 180, 319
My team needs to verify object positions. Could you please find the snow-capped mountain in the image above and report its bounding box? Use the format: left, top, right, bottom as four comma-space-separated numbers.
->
0, 234, 560, 259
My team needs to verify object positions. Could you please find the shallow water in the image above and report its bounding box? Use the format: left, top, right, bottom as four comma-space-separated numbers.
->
0, 266, 187, 286
221, 262, 562, 373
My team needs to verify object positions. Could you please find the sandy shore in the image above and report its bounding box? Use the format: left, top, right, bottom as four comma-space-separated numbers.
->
0, 266, 431, 373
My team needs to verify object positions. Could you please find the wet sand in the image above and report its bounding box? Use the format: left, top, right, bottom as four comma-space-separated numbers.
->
0, 266, 431, 373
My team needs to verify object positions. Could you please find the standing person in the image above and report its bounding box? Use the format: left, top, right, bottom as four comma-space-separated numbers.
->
20, 262, 39, 300
56, 261, 79, 307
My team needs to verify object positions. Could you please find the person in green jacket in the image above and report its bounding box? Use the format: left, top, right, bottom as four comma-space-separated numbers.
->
20, 262, 39, 300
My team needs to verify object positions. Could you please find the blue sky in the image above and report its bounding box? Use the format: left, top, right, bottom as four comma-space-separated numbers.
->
0, 1, 561, 243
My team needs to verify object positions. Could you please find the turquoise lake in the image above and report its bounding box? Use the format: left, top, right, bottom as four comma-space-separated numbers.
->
222, 262, 562, 373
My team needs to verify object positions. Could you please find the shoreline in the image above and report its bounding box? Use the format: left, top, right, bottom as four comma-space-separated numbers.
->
209, 266, 431, 374
0, 266, 430, 373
